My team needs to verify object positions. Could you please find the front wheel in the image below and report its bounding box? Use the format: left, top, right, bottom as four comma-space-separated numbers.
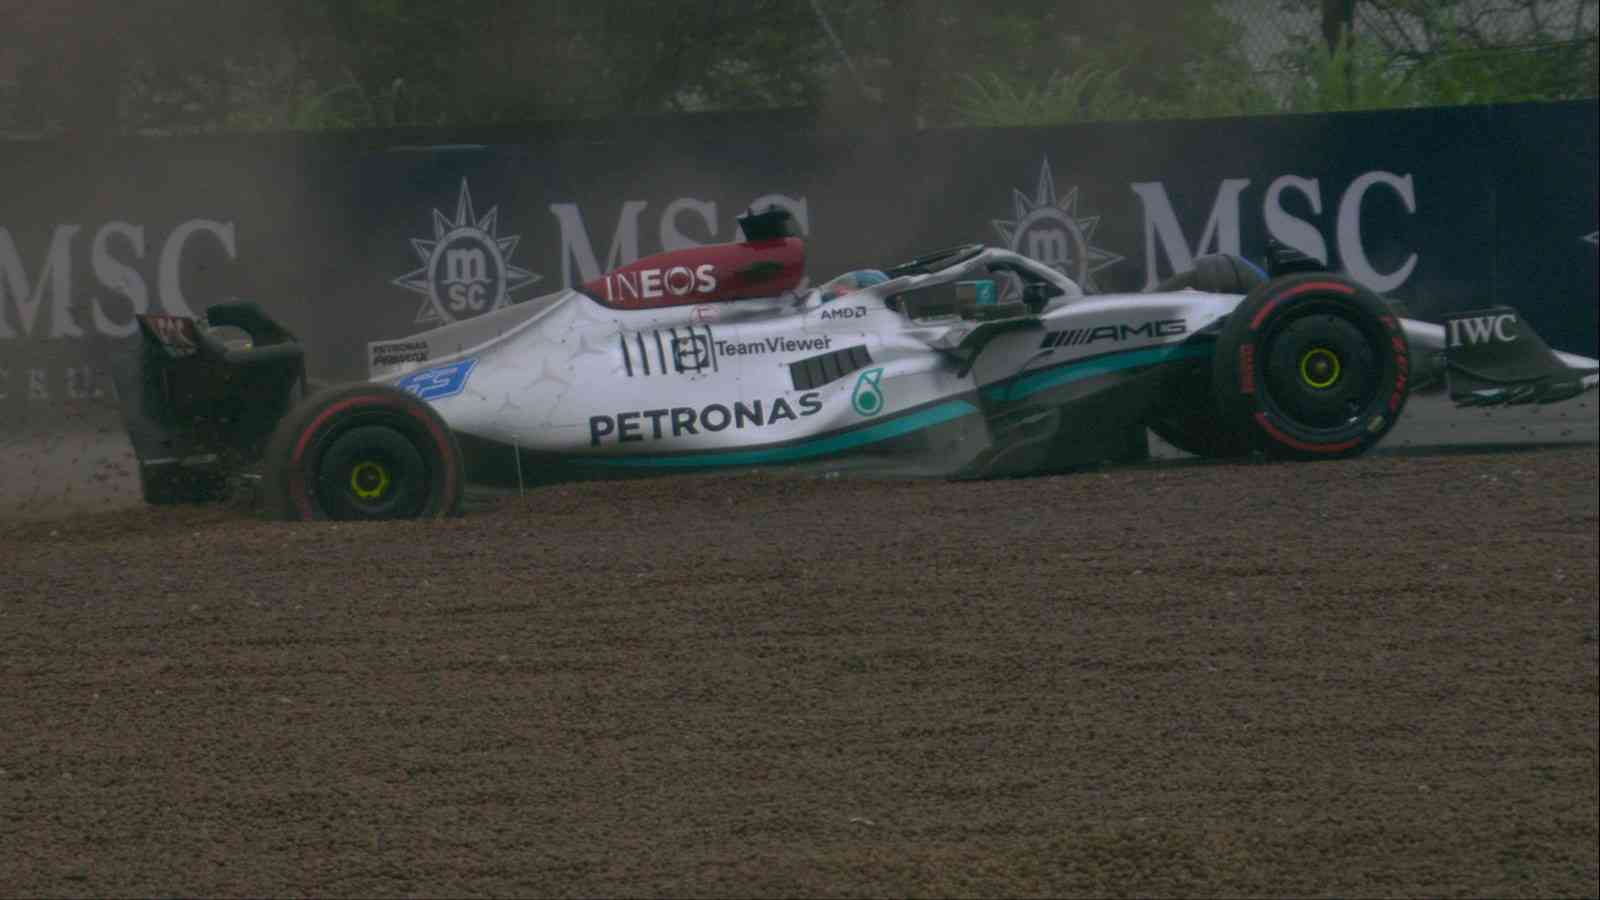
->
261, 384, 464, 521
1212, 273, 1410, 459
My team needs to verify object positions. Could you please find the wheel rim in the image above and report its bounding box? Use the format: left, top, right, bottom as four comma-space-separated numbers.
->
314, 424, 428, 519
1261, 309, 1380, 432
349, 460, 391, 500
1298, 346, 1342, 389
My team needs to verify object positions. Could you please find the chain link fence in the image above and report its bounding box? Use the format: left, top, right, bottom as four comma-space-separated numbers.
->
0, 1, 1595, 137
1222, 0, 1599, 98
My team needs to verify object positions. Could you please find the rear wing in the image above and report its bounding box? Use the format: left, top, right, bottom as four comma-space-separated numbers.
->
115, 301, 307, 472
1441, 306, 1599, 406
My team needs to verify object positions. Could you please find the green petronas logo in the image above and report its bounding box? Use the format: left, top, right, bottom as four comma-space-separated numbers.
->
852, 367, 885, 417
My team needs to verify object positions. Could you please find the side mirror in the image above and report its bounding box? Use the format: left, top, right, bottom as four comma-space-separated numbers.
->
1021, 282, 1063, 312
737, 205, 799, 241
1264, 239, 1327, 276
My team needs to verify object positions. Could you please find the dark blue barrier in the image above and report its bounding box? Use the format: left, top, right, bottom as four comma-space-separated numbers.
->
2, 101, 1595, 422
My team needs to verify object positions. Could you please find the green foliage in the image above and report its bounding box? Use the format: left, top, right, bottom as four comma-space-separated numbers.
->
934, 0, 1265, 125
1284, 34, 1429, 112
943, 6, 1596, 128
1168, 64, 1285, 119
1272, 0, 1598, 111
1276, 24, 1596, 115
1407, 34, 1598, 104
950, 67, 1141, 126
3, 0, 1594, 136
288, 79, 419, 130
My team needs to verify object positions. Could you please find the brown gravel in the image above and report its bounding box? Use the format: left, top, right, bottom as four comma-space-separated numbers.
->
2, 446, 1597, 898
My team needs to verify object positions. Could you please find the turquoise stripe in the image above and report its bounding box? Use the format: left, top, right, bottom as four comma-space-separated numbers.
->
986, 344, 1211, 403
580, 344, 1209, 470
583, 399, 981, 469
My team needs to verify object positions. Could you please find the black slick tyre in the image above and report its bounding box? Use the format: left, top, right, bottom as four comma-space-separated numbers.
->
1147, 417, 1251, 459
1212, 273, 1410, 460
1146, 357, 1252, 459
1142, 254, 1265, 459
261, 383, 464, 521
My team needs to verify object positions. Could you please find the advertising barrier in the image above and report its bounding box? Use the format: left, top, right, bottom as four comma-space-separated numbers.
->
2, 101, 1596, 428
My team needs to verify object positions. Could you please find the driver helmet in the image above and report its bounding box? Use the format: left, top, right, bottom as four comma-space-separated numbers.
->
820, 269, 889, 302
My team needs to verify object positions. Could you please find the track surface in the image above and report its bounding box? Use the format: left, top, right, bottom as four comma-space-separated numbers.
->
3, 393, 1596, 521
2, 444, 1597, 897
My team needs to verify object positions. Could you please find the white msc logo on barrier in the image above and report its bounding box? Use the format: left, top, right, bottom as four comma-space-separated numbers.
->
992, 157, 1124, 293
392, 179, 542, 326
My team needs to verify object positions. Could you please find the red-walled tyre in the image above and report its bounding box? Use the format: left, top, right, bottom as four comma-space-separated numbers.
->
261, 384, 464, 521
1212, 273, 1410, 460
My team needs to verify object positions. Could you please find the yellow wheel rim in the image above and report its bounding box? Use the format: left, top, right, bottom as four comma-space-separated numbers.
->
350, 460, 390, 500
1299, 347, 1341, 389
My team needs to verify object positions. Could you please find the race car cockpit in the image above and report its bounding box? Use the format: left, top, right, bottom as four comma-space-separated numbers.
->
819, 269, 890, 302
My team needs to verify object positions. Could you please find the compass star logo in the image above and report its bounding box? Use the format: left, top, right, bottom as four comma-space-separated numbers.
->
992, 157, 1123, 292
392, 178, 541, 325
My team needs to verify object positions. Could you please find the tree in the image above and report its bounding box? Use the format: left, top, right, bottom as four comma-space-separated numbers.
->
940, 0, 1270, 125
1, 0, 1592, 137
1284, 0, 1600, 105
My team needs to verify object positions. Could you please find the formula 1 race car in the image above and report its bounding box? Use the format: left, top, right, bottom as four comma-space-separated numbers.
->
115, 207, 1600, 520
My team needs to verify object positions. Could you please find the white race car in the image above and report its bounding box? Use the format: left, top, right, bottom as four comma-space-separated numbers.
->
116, 208, 1600, 520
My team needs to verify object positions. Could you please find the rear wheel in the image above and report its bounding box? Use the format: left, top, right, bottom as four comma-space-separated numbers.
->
1212, 273, 1409, 459
262, 384, 464, 520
